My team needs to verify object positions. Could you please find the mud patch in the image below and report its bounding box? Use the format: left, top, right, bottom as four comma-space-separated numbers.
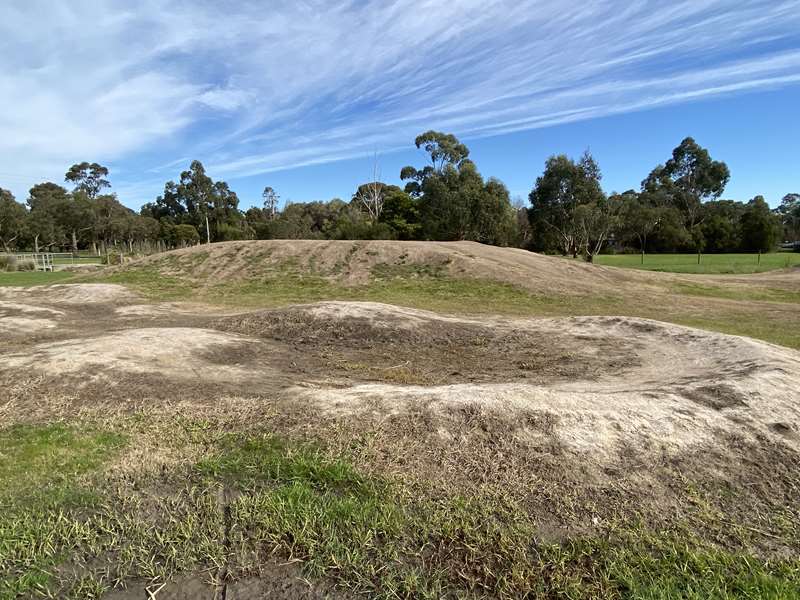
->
683, 384, 750, 410
213, 302, 638, 386
0, 315, 58, 334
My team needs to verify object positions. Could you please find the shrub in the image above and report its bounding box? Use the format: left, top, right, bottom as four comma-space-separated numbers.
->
16, 259, 35, 271
102, 252, 124, 265
0, 255, 17, 271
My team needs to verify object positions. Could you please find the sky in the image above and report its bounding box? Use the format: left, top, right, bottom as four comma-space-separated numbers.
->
1, 0, 799, 211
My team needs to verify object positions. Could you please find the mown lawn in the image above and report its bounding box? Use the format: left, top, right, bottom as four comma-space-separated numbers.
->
0, 271, 77, 286
594, 252, 800, 274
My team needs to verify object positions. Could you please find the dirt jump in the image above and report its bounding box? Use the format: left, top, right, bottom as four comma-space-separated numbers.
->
1, 241, 799, 598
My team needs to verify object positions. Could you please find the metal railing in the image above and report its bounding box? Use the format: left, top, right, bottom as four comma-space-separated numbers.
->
1, 252, 103, 271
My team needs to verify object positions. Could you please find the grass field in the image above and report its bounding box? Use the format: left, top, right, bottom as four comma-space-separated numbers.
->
3, 416, 798, 599
52, 256, 103, 265
0, 271, 77, 286
594, 252, 800, 274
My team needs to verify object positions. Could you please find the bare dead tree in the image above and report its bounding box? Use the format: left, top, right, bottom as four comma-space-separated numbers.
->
356, 154, 385, 221
262, 186, 280, 219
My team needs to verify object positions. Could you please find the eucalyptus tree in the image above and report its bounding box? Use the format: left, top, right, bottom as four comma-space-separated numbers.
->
528, 151, 605, 256
0, 188, 27, 252
642, 137, 729, 246
65, 162, 110, 200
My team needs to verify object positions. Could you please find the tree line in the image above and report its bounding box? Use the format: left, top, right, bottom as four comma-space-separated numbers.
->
0, 163, 160, 255
1, 134, 797, 257
527, 137, 795, 260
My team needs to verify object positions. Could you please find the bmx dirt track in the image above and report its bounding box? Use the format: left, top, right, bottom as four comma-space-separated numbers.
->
1, 241, 799, 598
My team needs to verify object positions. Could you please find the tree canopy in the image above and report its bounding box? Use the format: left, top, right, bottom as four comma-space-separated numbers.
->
0, 135, 790, 257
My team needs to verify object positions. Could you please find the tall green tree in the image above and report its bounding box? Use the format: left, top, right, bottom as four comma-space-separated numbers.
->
0, 188, 27, 252
616, 191, 662, 256
378, 186, 419, 240
65, 162, 110, 200
262, 187, 279, 219
699, 200, 745, 253
178, 160, 215, 243
401, 131, 515, 244
26, 183, 69, 250
740, 196, 781, 252
642, 137, 730, 248
528, 151, 605, 256
777, 193, 800, 243
400, 130, 470, 197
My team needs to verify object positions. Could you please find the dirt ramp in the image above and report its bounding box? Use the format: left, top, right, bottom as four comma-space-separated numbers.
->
267, 306, 800, 464
1, 327, 267, 382
0, 283, 138, 305
121, 239, 660, 295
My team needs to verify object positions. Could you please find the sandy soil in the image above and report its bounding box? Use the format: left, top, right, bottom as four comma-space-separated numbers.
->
2, 292, 797, 468
1, 273, 799, 594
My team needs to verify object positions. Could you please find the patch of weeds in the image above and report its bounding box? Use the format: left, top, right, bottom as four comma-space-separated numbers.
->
65, 573, 108, 600
371, 262, 447, 279
595, 530, 800, 599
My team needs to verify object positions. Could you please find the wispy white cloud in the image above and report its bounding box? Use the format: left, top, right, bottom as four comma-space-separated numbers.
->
1, 0, 799, 203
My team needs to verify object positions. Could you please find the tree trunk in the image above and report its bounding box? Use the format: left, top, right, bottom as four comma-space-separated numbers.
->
71, 230, 78, 254
205, 215, 211, 245
34, 234, 40, 254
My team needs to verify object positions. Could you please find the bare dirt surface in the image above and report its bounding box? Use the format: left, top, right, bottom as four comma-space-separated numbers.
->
2, 264, 799, 595
2, 289, 797, 468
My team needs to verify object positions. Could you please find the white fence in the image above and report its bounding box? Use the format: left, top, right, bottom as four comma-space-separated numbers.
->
1, 252, 102, 271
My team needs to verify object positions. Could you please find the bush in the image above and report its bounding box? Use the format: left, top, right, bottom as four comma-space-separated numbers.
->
16, 259, 35, 271
102, 252, 124, 265
0, 255, 16, 271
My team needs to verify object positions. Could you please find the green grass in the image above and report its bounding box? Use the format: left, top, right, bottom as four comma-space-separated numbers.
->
97, 268, 193, 300
673, 282, 800, 304
52, 256, 102, 265
0, 424, 125, 500
0, 271, 76, 286
199, 432, 800, 598
84, 262, 800, 349
98, 265, 621, 317
2, 422, 798, 598
0, 424, 126, 598
595, 252, 800, 274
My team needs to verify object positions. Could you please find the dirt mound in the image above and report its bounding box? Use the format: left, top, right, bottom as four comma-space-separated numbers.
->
0, 300, 64, 334
1, 327, 265, 382
0, 283, 137, 305
255, 306, 800, 464
120, 240, 659, 295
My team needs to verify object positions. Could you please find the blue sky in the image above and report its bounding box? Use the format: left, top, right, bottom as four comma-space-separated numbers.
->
2, 1, 799, 210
